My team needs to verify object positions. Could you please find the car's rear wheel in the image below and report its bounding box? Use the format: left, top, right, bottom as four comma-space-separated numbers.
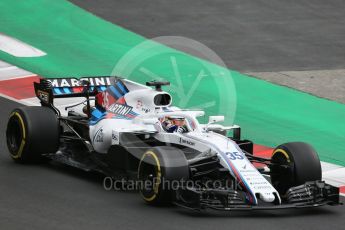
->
6, 106, 60, 163
138, 146, 189, 205
270, 142, 322, 195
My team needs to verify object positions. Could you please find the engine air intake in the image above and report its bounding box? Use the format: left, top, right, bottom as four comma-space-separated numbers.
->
154, 93, 171, 106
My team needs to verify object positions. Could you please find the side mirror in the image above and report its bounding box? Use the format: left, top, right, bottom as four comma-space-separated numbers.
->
208, 116, 224, 124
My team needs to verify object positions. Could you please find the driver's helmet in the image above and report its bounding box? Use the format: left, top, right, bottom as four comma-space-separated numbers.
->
161, 116, 188, 133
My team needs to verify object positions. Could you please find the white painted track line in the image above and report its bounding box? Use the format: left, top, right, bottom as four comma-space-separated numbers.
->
0, 60, 33, 79
0, 33, 46, 57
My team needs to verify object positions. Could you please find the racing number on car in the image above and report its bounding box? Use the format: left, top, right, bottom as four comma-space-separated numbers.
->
225, 152, 244, 160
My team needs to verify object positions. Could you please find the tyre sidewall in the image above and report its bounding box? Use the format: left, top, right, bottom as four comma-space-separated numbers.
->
6, 107, 59, 163
271, 142, 322, 194
138, 146, 189, 204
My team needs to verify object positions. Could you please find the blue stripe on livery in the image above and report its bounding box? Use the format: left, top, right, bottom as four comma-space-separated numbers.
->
108, 85, 122, 99
129, 110, 139, 116
54, 88, 63, 94
53, 86, 109, 96
112, 114, 133, 120
63, 87, 71, 94
116, 81, 128, 94
90, 109, 107, 125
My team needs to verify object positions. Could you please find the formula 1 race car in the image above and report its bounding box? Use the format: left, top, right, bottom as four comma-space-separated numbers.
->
6, 76, 340, 211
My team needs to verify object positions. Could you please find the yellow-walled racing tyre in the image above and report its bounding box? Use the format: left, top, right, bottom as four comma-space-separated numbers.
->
270, 142, 322, 195
6, 106, 60, 163
138, 146, 189, 205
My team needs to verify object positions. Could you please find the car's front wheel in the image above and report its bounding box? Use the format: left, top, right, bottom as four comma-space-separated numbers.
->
137, 146, 189, 205
269, 142, 322, 194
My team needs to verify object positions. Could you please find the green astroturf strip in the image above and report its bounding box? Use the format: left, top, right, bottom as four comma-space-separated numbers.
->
0, 0, 344, 165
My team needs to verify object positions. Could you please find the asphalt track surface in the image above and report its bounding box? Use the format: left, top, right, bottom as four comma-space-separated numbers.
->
70, 0, 345, 73
1, 1, 345, 230
0, 97, 344, 230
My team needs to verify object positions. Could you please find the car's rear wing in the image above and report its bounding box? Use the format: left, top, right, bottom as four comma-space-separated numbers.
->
48, 77, 112, 96
34, 77, 114, 106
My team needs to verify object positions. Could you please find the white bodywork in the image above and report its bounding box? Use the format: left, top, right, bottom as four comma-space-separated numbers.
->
70, 79, 280, 205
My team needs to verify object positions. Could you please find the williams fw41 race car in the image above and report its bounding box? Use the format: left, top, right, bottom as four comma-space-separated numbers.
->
6, 76, 340, 211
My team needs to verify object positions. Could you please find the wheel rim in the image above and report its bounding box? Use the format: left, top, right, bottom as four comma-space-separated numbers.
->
270, 150, 294, 195
7, 116, 24, 157
138, 152, 161, 202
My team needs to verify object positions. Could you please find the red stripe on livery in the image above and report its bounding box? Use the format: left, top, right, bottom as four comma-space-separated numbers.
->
72, 86, 83, 93
116, 97, 126, 105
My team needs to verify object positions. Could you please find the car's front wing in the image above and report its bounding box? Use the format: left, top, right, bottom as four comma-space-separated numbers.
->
174, 181, 341, 211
